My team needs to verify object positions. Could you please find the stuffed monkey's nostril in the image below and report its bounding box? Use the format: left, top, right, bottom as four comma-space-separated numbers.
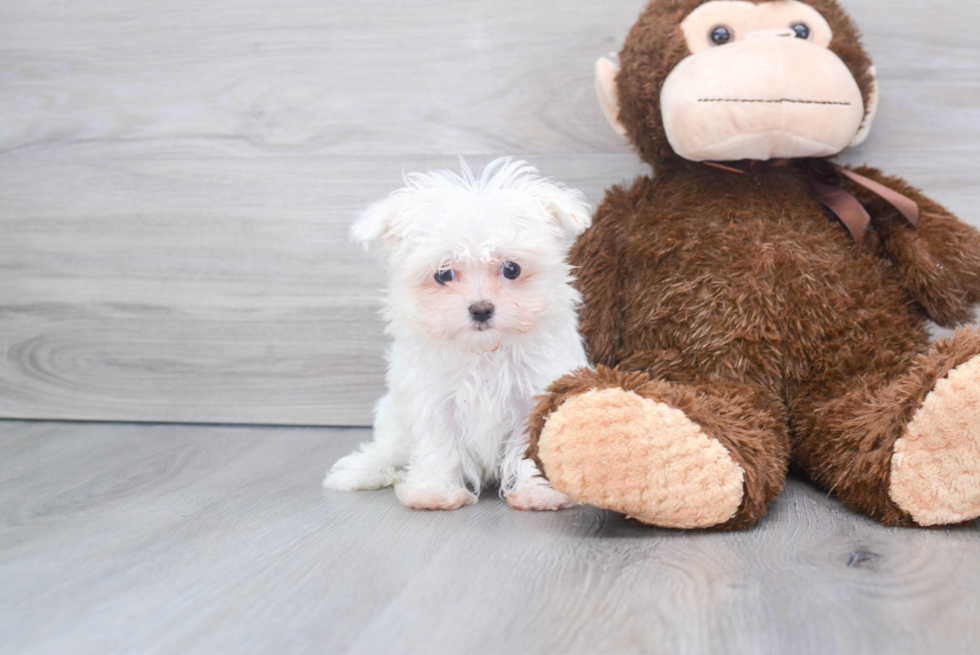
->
469, 301, 495, 323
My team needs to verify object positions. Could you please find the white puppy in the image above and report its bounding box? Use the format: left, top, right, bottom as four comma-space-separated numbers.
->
324, 157, 591, 511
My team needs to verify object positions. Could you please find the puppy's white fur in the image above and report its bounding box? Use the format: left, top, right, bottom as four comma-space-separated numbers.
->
324, 157, 591, 511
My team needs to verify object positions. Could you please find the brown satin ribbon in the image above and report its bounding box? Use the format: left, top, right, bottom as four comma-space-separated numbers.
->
703, 158, 920, 241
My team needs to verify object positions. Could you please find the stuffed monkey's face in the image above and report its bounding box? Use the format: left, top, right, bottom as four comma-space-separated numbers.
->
599, 0, 878, 163
663, 0, 867, 160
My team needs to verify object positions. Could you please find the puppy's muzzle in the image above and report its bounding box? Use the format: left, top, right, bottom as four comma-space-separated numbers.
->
469, 301, 495, 323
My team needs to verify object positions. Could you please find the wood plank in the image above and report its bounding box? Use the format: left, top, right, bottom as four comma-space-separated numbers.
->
0, 152, 650, 425
0, 0, 647, 157
1, 0, 978, 157
1, 421, 978, 654
1, 0, 979, 425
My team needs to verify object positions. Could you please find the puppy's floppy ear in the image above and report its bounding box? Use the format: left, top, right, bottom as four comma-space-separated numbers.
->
349, 192, 409, 251
532, 182, 593, 238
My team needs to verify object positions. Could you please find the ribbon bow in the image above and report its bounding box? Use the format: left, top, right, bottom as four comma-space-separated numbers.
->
704, 158, 920, 241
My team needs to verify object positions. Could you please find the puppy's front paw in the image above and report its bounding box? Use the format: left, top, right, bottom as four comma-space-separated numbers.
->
506, 480, 576, 511
323, 454, 399, 491
395, 482, 476, 510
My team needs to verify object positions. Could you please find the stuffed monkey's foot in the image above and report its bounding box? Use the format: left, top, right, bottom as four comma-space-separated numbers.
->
537, 388, 745, 529
890, 354, 980, 526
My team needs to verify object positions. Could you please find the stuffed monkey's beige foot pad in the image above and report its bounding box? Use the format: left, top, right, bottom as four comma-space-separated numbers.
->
537, 388, 745, 528
891, 354, 980, 526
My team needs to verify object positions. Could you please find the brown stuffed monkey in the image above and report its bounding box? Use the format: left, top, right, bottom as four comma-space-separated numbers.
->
526, 0, 980, 529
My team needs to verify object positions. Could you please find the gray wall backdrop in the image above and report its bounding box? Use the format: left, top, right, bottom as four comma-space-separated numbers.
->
2, 0, 978, 426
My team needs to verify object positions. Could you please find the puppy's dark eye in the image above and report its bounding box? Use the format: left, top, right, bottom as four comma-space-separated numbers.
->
434, 269, 457, 285
791, 23, 810, 39
710, 25, 733, 46
500, 261, 521, 280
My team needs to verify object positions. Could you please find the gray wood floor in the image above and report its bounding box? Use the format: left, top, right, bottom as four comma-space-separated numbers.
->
2, 420, 978, 655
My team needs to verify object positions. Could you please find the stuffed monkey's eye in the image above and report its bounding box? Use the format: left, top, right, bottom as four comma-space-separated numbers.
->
791, 23, 810, 39
709, 25, 733, 46
500, 261, 521, 280
434, 269, 457, 285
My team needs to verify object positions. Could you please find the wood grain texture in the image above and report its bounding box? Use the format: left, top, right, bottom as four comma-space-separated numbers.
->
1, 0, 978, 425
1, 421, 978, 655
0, 150, 648, 424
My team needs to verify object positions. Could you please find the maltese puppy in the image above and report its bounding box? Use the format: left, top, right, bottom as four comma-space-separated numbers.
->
323, 157, 591, 511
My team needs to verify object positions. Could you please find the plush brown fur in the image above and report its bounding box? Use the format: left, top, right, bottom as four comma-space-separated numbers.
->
527, 0, 980, 529
847, 167, 980, 326
793, 327, 980, 526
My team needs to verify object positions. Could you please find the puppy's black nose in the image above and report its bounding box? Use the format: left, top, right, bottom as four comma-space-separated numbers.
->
469, 301, 495, 323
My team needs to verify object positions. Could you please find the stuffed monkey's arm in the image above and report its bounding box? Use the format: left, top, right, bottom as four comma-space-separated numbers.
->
845, 165, 980, 327
570, 189, 629, 368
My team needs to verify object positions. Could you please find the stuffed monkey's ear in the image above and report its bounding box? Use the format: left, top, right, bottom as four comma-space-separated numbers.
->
595, 56, 628, 139
849, 65, 879, 147
348, 192, 408, 252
